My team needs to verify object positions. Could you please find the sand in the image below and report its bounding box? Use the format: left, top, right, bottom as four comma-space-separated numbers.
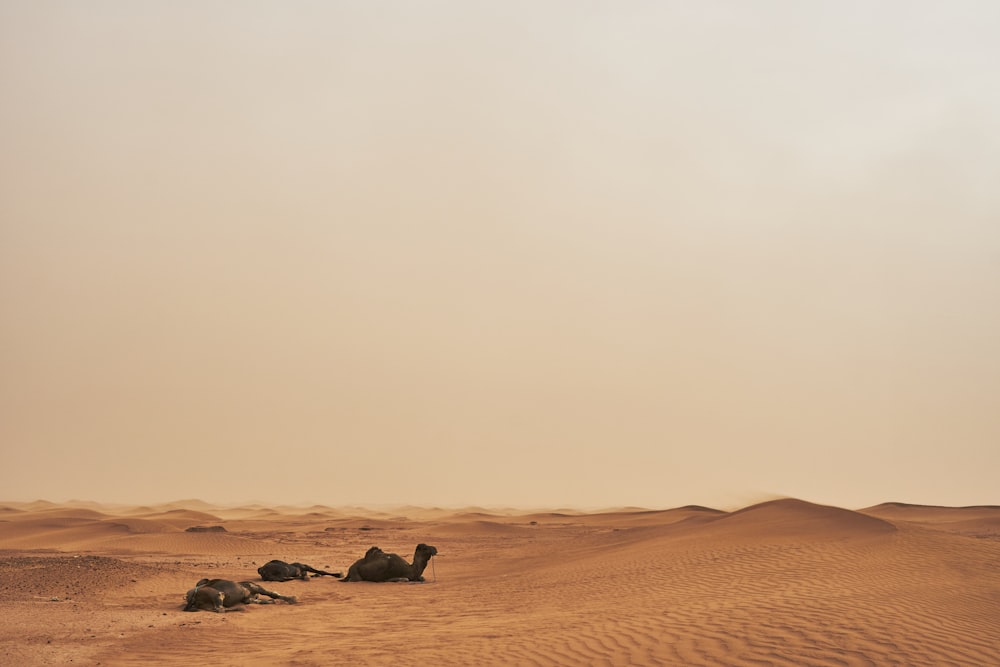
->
1, 498, 998, 666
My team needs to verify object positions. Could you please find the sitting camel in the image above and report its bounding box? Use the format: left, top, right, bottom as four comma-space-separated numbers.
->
341, 543, 438, 582
258, 560, 342, 581
183, 578, 298, 612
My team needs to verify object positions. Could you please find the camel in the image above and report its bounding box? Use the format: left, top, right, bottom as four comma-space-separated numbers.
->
341, 543, 438, 582
258, 560, 342, 581
183, 578, 298, 612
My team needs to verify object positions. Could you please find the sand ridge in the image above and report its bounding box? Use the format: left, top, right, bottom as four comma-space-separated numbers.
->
1, 497, 998, 666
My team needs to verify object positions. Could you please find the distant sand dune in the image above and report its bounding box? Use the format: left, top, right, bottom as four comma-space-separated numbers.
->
698, 497, 897, 539
128, 509, 224, 525
1, 498, 998, 666
863, 501, 1000, 526
431, 519, 541, 537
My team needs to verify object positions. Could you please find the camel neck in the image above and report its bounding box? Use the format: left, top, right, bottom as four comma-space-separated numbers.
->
412, 552, 429, 576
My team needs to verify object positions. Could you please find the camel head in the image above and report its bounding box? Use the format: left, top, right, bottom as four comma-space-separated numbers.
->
415, 544, 438, 560
184, 580, 214, 612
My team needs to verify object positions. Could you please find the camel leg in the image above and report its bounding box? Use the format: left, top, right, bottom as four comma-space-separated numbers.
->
242, 582, 298, 605
301, 564, 342, 578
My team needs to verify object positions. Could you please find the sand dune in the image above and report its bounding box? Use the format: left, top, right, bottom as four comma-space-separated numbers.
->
696, 497, 897, 539
1, 498, 998, 666
863, 501, 1000, 521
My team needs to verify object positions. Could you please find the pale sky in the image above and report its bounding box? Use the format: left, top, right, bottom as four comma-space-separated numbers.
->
2, 1, 998, 510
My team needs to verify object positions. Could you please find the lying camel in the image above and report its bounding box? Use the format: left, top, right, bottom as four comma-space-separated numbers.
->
258, 560, 342, 581
341, 543, 438, 582
183, 578, 298, 612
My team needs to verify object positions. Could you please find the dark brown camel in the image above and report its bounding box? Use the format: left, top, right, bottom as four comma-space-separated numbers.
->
183, 578, 298, 612
258, 560, 342, 581
341, 544, 438, 582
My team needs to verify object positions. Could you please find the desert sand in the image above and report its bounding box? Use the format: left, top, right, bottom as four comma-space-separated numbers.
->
1, 498, 998, 666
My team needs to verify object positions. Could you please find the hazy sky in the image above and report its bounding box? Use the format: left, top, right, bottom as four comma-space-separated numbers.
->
2, 1, 998, 510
